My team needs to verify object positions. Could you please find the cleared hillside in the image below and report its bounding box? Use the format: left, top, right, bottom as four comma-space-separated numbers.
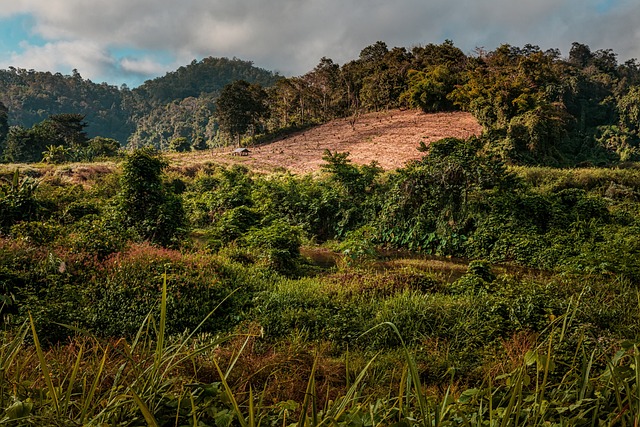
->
168, 109, 482, 173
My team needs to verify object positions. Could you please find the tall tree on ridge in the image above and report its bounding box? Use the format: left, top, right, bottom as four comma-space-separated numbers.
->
216, 80, 269, 146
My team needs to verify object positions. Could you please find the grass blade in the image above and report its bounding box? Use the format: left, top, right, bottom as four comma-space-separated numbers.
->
299, 353, 318, 427
81, 345, 108, 423
29, 312, 60, 416
62, 344, 83, 414
212, 356, 248, 427
154, 271, 168, 372
131, 390, 160, 427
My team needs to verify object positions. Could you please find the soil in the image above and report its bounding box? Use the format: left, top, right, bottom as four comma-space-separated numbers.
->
168, 109, 482, 174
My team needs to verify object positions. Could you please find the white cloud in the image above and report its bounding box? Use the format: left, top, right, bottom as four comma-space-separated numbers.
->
2, 0, 640, 85
2, 40, 116, 79
119, 56, 172, 76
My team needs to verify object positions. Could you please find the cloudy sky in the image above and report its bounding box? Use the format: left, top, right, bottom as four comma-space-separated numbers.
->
0, 0, 638, 87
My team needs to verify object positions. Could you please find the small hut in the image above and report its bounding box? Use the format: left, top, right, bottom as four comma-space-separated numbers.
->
232, 147, 251, 156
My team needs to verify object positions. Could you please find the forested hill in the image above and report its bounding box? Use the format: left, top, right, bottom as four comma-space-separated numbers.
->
0, 68, 135, 143
3, 41, 640, 166
134, 57, 281, 105
0, 57, 281, 145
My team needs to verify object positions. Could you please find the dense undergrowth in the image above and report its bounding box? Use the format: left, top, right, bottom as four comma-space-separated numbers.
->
2, 141, 640, 424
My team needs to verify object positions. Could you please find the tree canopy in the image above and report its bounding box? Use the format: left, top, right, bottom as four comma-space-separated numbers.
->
216, 80, 269, 145
2, 41, 640, 166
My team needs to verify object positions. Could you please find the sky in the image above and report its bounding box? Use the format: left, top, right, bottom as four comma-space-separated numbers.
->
0, 0, 639, 88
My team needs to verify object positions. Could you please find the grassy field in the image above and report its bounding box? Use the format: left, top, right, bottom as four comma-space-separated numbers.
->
3, 138, 640, 424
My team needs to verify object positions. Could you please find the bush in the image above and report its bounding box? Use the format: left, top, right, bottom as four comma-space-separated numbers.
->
450, 260, 496, 295
10, 221, 61, 246
244, 221, 303, 275
0, 170, 40, 232
117, 148, 186, 246
87, 244, 262, 338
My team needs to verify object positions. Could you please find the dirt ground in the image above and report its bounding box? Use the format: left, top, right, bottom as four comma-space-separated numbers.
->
168, 109, 482, 174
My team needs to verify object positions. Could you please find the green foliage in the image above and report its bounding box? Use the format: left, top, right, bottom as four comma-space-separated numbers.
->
336, 226, 377, 266
87, 245, 259, 338
135, 56, 281, 105
9, 221, 61, 245
375, 137, 512, 254
0, 101, 7, 153
186, 165, 254, 228
320, 150, 382, 237
2, 125, 48, 163
502, 104, 573, 164
618, 85, 640, 134
117, 147, 185, 246
450, 260, 496, 295
321, 150, 382, 196
401, 65, 458, 112
2, 114, 90, 163
244, 220, 303, 275
250, 173, 344, 241
128, 95, 218, 150
2, 40, 639, 167
216, 80, 269, 145
168, 136, 191, 152
65, 214, 128, 259
210, 205, 261, 246
42, 144, 70, 164
596, 125, 639, 162
0, 169, 39, 232
0, 68, 135, 143
86, 136, 121, 158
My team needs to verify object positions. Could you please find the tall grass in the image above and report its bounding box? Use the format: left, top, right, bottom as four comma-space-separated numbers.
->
4, 275, 640, 426
2, 274, 237, 425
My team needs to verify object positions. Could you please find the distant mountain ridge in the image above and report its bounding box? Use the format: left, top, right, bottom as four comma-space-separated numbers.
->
134, 57, 281, 105
0, 57, 281, 145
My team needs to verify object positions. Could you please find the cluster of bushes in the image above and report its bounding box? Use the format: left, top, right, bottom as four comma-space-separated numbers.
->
0, 113, 123, 164
2, 142, 640, 346
3, 144, 640, 426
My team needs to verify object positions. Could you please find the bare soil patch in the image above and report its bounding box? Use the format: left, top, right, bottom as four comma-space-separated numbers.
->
169, 109, 482, 174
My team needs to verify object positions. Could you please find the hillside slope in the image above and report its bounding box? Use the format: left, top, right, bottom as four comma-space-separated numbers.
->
168, 109, 483, 173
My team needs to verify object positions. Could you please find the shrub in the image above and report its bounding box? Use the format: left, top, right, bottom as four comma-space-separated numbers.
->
450, 260, 496, 295
244, 221, 303, 275
9, 221, 61, 246
0, 170, 40, 232
117, 148, 186, 246
87, 244, 261, 338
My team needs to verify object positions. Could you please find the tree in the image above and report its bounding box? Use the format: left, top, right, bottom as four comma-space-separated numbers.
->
618, 86, 640, 135
0, 102, 8, 159
400, 66, 458, 112
117, 147, 185, 246
569, 42, 593, 68
359, 41, 389, 64
2, 114, 91, 163
87, 136, 121, 158
216, 80, 269, 146
43, 114, 88, 149
375, 137, 512, 254
3, 126, 48, 163
168, 137, 191, 152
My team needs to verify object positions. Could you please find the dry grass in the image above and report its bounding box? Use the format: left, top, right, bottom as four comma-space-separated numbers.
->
168, 110, 482, 174
1, 110, 481, 182
0, 161, 118, 188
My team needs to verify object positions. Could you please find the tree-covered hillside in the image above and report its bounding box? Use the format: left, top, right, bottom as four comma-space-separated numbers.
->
2, 41, 640, 166
0, 68, 135, 143
133, 56, 281, 106
0, 57, 281, 153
